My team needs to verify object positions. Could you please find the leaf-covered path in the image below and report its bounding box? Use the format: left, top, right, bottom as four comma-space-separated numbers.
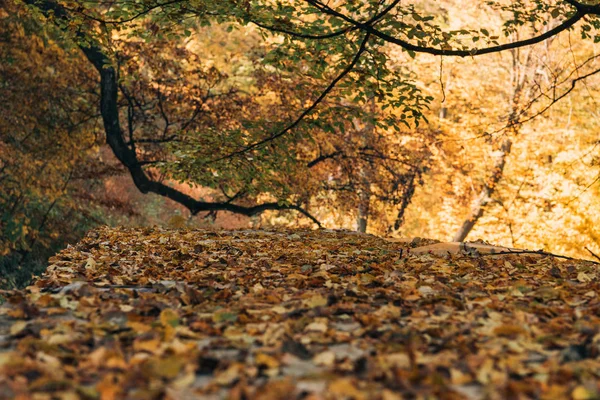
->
1, 227, 599, 399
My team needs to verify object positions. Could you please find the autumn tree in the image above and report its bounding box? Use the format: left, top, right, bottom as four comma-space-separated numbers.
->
0, 2, 107, 287
389, 1, 600, 256
18, 0, 600, 239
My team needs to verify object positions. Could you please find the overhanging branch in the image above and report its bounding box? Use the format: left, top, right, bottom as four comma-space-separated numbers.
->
305, 0, 590, 57
30, 0, 322, 227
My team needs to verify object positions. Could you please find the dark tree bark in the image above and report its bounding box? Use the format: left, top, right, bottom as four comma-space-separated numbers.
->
393, 171, 417, 231
94, 61, 321, 224
356, 187, 370, 233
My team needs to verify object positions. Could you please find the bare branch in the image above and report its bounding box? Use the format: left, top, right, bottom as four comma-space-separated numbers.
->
479, 248, 599, 265
248, 0, 401, 40
585, 246, 600, 262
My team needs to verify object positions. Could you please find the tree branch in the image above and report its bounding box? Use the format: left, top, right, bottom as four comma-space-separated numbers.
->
585, 246, 600, 262
479, 248, 599, 265
68, 0, 184, 25
30, 0, 322, 227
248, 0, 401, 40
210, 32, 371, 163
307, 150, 344, 168
305, 0, 589, 57
249, 19, 356, 40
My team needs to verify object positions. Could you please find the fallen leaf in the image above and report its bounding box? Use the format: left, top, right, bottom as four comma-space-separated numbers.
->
160, 309, 180, 327
305, 295, 327, 308
313, 350, 335, 366
328, 378, 365, 400
9, 320, 28, 336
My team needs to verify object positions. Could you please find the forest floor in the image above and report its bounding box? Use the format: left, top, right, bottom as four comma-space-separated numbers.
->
0, 227, 599, 399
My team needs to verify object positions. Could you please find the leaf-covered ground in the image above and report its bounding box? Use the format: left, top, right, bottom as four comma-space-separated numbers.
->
1, 227, 599, 399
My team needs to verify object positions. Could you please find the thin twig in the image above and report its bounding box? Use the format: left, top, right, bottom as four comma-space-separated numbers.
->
477, 249, 599, 264
585, 246, 600, 263
208, 32, 371, 163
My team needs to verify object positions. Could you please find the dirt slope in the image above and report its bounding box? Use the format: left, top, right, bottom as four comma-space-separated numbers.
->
1, 227, 599, 399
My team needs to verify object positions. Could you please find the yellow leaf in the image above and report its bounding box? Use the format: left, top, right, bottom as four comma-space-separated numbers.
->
59, 296, 79, 310
304, 295, 327, 308
328, 378, 365, 400
85, 257, 96, 270
271, 306, 288, 314
134, 338, 162, 353
9, 320, 28, 336
215, 363, 242, 386
450, 368, 473, 385
160, 308, 180, 327
106, 355, 128, 370
36, 351, 62, 370
305, 319, 328, 333
382, 389, 404, 400
155, 356, 185, 379
0, 352, 17, 368
384, 353, 411, 369
87, 347, 107, 367
253, 282, 265, 293
360, 273, 375, 285
255, 353, 280, 369
171, 369, 195, 389
127, 321, 152, 334
577, 272, 592, 283
572, 386, 596, 400
164, 324, 176, 342
212, 311, 238, 323
96, 374, 121, 400
313, 350, 335, 366
48, 333, 74, 345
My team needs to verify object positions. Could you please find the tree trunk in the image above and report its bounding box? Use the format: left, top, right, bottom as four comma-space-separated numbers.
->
393, 171, 417, 231
452, 138, 512, 242
355, 99, 375, 233
452, 43, 536, 242
356, 182, 370, 233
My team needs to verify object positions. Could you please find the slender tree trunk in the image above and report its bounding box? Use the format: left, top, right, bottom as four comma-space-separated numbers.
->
452, 43, 535, 242
452, 138, 512, 242
356, 181, 370, 233
355, 99, 375, 233
393, 171, 417, 230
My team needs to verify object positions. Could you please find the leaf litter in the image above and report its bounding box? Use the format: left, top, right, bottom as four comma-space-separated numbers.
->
0, 226, 599, 399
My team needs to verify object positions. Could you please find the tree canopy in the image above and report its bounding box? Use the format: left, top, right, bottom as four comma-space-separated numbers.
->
23, 0, 599, 222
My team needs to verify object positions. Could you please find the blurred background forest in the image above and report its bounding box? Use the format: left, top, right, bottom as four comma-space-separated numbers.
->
2, 0, 600, 288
